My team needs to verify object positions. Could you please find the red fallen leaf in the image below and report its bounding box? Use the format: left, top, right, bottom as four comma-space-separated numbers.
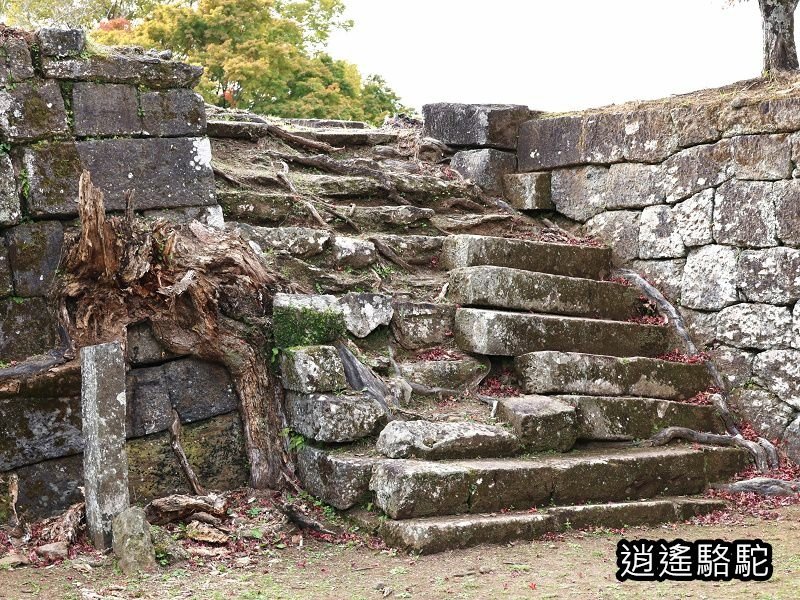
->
657, 349, 710, 364
529, 582, 537, 590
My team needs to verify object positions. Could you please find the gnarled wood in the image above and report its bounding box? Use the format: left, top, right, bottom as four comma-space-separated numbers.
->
759, 0, 800, 72
144, 494, 227, 525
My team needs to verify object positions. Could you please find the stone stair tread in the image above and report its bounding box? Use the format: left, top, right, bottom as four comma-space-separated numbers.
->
455, 308, 677, 358
379, 497, 727, 553
448, 265, 643, 321
398, 355, 489, 392
376, 420, 520, 460
369, 445, 749, 519
515, 350, 713, 400
442, 234, 612, 279
551, 395, 725, 441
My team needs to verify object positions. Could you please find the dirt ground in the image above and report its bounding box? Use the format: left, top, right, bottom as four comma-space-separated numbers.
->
2, 505, 798, 600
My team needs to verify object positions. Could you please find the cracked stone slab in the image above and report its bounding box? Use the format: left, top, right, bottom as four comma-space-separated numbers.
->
376, 420, 520, 460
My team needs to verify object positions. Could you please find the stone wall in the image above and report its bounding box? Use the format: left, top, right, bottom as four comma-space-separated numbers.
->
0, 29, 242, 522
0, 28, 217, 362
515, 89, 800, 459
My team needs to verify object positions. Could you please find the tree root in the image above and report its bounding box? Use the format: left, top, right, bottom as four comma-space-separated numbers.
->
60, 171, 293, 490
169, 409, 206, 496
641, 426, 771, 473
369, 236, 417, 272
711, 477, 800, 496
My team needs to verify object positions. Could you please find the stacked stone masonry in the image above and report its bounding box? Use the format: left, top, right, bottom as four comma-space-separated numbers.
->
1, 28, 216, 362
1, 29, 239, 522
515, 93, 800, 459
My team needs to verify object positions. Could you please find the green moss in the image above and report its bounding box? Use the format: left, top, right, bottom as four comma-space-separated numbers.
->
60, 82, 75, 131
272, 306, 346, 348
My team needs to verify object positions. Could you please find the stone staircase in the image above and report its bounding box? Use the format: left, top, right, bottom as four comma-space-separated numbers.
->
206, 116, 751, 554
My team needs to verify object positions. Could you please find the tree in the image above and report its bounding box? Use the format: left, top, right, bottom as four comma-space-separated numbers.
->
90, 0, 408, 124
1, 0, 159, 29
736, 0, 800, 73
757, 0, 799, 72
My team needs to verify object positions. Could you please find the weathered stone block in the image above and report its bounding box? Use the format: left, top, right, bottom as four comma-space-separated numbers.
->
0, 79, 69, 141
24, 138, 215, 217
605, 163, 665, 209
280, 345, 346, 394
662, 141, 732, 203
239, 225, 330, 258
442, 233, 612, 279
709, 346, 755, 389
713, 181, 778, 248
72, 82, 141, 136
639, 205, 685, 259
731, 134, 792, 180
752, 349, 800, 409
390, 301, 455, 350
370, 234, 443, 266
4, 221, 64, 296
0, 396, 82, 471
672, 189, 714, 247
126, 358, 238, 438
331, 236, 376, 269
42, 54, 203, 89
377, 420, 519, 459
339, 292, 393, 338
422, 103, 532, 149
502, 172, 553, 210
141, 89, 206, 136
450, 149, 516, 194
729, 388, 794, 441
112, 507, 156, 575
630, 259, 685, 301
670, 104, 721, 148
399, 355, 489, 391
583, 210, 640, 265
0, 297, 56, 360
295, 445, 380, 510
36, 28, 86, 57
737, 247, 800, 305
497, 396, 578, 452
618, 108, 679, 163
716, 303, 792, 350
678, 307, 718, 349
784, 416, 800, 463
794, 303, 800, 349
774, 179, 800, 246
551, 165, 609, 223
681, 245, 738, 310
81, 342, 129, 550
284, 391, 384, 442
0, 153, 20, 226
0, 243, 11, 296
518, 115, 584, 171
126, 321, 183, 366
0, 36, 34, 85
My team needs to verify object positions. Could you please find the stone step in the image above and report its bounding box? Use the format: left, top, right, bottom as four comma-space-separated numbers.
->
455, 308, 677, 358
515, 351, 713, 400
447, 266, 643, 321
376, 420, 520, 460
398, 355, 489, 391
495, 396, 578, 452
442, 234, 611, 279
379, 497, 726, 554
370, 445, 749, 519
556, 395, 725, 441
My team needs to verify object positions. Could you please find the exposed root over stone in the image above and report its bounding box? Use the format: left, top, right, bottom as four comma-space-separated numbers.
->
144, 494, 228, 526
59, 171, 293, 490
711, 477, 800, 496
641, 426, 772, 473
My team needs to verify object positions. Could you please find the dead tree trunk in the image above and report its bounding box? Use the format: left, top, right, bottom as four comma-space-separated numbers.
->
61, 172, 292, 491
759, 0, 800, 72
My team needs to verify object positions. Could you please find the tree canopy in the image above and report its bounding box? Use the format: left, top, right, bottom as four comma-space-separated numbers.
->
1, 0, 410, 124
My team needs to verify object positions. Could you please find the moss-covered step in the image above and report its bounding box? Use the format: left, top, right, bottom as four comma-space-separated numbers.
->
442, 234, 611, 279
455, 308, 677, 358
554, 395, 725, 441
369, 445, 749, 519
379, 497, 726, 554
447, 266, 643, 321
515, 351, 713, 400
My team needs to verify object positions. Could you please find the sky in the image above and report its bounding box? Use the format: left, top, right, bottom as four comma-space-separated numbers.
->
327, 0, 766, 113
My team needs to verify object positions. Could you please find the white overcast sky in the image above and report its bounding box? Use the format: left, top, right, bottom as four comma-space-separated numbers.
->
327, 0, 766, 112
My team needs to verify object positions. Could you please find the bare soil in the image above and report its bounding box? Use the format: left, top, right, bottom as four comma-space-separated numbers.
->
2, 506, 798, 600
